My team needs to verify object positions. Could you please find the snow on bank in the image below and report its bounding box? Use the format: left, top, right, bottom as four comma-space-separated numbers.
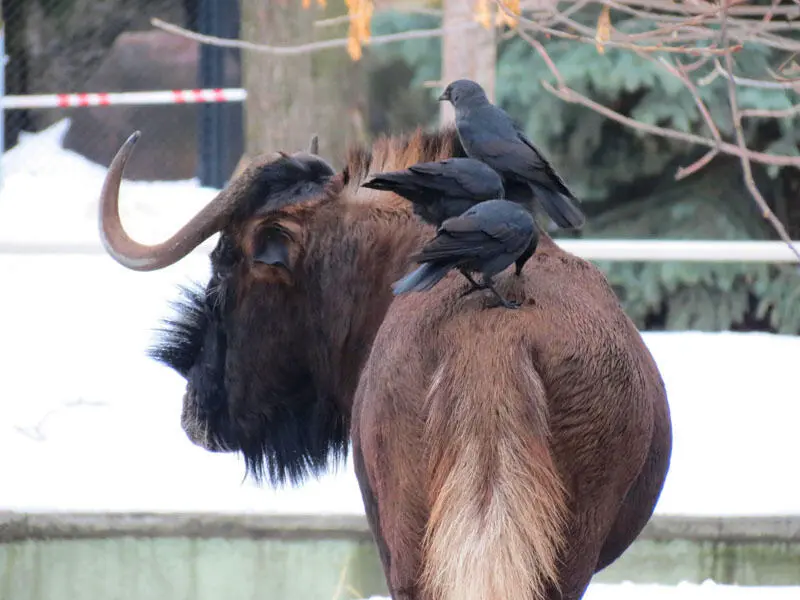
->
0, 119, 220, 246
365, 581, 800, 600
0, 122, 798, 516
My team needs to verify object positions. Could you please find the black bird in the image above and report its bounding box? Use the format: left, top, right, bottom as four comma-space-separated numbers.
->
392, 199, 539, 309
361, 158, 505, 227
438, 78, 586, 231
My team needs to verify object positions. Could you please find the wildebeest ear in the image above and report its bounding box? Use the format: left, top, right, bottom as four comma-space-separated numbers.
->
252, 225, 293, 271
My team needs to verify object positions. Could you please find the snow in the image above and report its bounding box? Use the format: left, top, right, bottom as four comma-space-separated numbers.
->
1, 121, 799, 517
0, 119, 219, 246
365, 581, 800, 600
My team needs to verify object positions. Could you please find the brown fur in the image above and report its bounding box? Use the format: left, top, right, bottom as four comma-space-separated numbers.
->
159, 124, 670, 599
339, 129, 671, 600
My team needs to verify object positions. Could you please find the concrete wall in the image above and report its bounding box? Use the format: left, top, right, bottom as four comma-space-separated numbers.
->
1, 513, 799, 600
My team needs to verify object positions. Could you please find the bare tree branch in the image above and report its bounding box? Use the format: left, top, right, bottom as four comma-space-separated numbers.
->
712, 59, 800, 90
157, 0, 799, 257
540, 80, 800, 168
740, 103, 800, 119
495, 0, 744, 56
151, 17, 478, 56
496, 0, 799, 259
718, 0, 800, 262
314, 5, 442, 28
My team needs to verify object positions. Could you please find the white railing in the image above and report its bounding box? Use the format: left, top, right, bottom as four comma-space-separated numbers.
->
1, 239, 799, 263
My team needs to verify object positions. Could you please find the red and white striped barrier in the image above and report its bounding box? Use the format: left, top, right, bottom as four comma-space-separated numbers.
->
1, 87, 247, 110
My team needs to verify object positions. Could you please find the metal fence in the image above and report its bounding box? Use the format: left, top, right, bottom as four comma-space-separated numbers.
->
2, 0, 243, 187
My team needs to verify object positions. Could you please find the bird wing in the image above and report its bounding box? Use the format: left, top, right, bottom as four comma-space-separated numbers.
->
461, 110, 573, 196
417, 214, 510, 261
464, 134, 549, 182
407, 161, 500, 199
404, 163, 459, 193
441, 211, 527, 247
450, 163, 504, 198
413, 230, 501, 263
514, 128, 577, 200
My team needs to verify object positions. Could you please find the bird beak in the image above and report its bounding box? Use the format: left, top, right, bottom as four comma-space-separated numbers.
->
438, 91, 448, 102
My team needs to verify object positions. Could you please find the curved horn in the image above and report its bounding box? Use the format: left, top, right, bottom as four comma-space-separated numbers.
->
308, 134, 319, 155
99, 132, 246, 271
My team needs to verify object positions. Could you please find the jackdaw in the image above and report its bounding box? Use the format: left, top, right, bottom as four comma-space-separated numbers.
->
438, 78, 586, 231
392, 199, 539, 309
361, 158, 505, 227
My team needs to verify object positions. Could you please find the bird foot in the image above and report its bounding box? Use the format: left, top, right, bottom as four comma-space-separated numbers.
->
489, 296, 521, 310
458, 282, 486, 299
483, 279, 520, 310
499, 298, 521, 309
457, 270, 488, 299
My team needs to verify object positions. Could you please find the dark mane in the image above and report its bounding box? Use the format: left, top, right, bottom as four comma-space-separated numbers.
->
147, 283, 208, 379
342, 125, 465, 190
147, 125, 466, 488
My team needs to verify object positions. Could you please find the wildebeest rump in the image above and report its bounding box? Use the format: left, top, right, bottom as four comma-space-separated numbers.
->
98, 126, 671, 600
439, 78, 586, 231
361, 157, 505, 227
392, 199, 538, 309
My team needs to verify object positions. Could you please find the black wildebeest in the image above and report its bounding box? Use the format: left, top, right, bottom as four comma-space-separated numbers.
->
98, 126, 671, 600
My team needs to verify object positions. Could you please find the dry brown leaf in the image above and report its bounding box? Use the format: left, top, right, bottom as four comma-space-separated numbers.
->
495, 0, 521, 28
595, 5, 611, 55
473, 0, 493, 30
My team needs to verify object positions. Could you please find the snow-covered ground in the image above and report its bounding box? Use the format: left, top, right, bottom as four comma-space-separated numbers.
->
366, 581, 800, 600
1, 121, 799, 517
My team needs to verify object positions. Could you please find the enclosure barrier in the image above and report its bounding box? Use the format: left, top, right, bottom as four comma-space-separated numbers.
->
1, 511, 800, 590
1, 87, 247, 109
1, 239, 799, 263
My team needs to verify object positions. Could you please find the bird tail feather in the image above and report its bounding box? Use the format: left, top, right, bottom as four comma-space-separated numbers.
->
392, 263, 450, 295
530, 183, 586, 230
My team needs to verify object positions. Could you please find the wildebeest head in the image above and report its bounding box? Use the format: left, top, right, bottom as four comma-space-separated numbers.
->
99, 127, 464, 486
99, 132, 347, 485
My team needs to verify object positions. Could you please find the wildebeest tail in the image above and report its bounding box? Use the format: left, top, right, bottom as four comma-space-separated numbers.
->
530, 182, 586, 230
421, 345, 569, 600
391, 262, 450, 295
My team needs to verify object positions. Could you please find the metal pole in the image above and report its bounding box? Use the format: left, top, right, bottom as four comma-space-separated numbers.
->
197, 0, 242, 189
1, 7, 6, 192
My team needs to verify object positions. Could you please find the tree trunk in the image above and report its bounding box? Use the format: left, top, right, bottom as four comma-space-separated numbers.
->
240, 0, 366, 168
240, 0, 317, 158
310, 0, 369, 165
439, 0, 497, 125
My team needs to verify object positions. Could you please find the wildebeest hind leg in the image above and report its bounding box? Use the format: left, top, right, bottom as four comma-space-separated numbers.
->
352, 393, 426, 600
595, 392, 672, 573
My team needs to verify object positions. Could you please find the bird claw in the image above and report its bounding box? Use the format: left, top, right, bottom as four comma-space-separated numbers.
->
498, 298, 521, 310
459, 282, 486, 299
481, 280, 520, 309
487, 295, 520, 309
